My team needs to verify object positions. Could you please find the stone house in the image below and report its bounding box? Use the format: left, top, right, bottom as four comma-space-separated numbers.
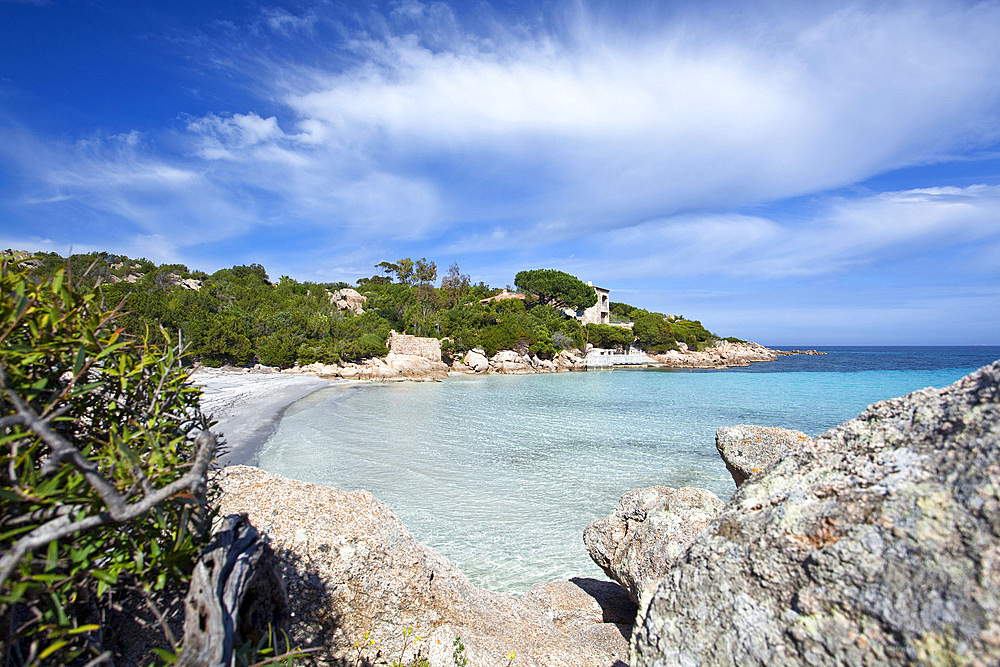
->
572, 281, 611, 325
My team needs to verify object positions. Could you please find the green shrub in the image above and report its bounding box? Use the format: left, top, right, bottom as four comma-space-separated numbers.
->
632, 312, 677, 352
0, 258, 216, 665
668, 319, 715, 351
585, 323, 635, 352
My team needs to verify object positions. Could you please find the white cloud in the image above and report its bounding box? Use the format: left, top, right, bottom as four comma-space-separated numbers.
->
264, 0, 1000, 229
0, 129, 256, 247
261, 7, 317, 34
587, 184, 1000, 281
4, 1, 1000, 281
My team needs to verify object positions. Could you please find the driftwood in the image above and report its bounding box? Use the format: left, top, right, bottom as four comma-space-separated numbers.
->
179, 514, 289, 666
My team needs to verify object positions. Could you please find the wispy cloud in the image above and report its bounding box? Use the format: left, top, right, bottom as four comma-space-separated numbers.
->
583, 184, 1000, 281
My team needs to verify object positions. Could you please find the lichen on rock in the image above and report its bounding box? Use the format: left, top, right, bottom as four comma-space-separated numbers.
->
715, 424, 812, 486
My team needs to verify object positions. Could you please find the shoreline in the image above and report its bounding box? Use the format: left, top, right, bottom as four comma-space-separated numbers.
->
193, 343, 824, 465
190, 367, 342, 466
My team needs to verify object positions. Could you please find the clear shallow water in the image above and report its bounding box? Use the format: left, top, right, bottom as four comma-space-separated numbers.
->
255, 346, 1000, 594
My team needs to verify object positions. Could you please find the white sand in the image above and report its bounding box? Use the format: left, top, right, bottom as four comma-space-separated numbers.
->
190, 368, 339, 466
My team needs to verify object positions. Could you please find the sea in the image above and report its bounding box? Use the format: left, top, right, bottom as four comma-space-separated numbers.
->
254, 346, 1000, 594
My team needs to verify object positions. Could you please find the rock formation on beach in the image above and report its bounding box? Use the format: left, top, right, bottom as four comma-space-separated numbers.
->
584, 487, 724, 605
216, 466, 632, 666
282, 351, 450, 381
452, 348, 587, 375
715, 424, 812, 486
649, 339, 781, 368
632, 360, 1000, 665
329, 287, 367, 314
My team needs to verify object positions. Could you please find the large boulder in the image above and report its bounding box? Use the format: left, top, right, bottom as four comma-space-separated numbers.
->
521, 579, 637, 659
463, 349, 490, 373
491, 350, 533, 374
384, 352, 450, 380
584, 486, 724, 604
330, 287, 366, 314
715, 425, 812, 486
217, 466, 625, 666
555, 350, 587, 371
633, 360, 1000, 666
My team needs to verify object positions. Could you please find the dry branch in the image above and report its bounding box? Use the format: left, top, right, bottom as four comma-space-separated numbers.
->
0, 378, 216, 588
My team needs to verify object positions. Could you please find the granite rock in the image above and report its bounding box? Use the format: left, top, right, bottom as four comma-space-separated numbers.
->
463, 349, 490, 373
330, 287, 366, 314
584, 486, 724, 604
633, 360, 1000, 666
521, 578, 637, 661
491, 350, 533, 374
715, 425, 812, 486
217, 466, 624, 666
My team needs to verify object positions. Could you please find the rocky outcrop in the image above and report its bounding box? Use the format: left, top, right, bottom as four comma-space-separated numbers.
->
463, 349, 490, 372
217, 466, 627, 666
584, 486, 724, 605
633, 360, 1000, 666
650, 340, 777, 368
649, 341, 824, 369
715, 425, 812, 486
283, 352, 449, 381
452, 349, 587, 375
491, 350, 535, 374
329, 287, 366, 314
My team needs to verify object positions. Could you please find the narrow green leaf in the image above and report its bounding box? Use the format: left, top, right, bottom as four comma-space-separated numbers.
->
38, 639, 69, 660
69, 380, 103, 397
0, 524, 37, 543
73, 343, 87, 376
67, 624, 101, 635
151, 648, 180, 664
91, 569, 118, 584
49, 591, 68, 625
45, 540, 59, 571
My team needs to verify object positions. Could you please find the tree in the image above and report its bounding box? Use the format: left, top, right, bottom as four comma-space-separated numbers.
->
632, 311, 677, 352
586, 323, 636, 352
514, 269, 598, 311
414, 258, 437, 285
440, 262, 471, 307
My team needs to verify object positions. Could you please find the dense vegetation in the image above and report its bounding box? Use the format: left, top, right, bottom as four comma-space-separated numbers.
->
18, 251, 722, 368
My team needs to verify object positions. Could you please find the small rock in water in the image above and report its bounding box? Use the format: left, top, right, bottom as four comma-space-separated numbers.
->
715, 424, 812, 486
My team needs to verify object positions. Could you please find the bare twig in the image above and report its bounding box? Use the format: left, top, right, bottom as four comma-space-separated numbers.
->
136, 584, 179, 651
80, 650, 112, 667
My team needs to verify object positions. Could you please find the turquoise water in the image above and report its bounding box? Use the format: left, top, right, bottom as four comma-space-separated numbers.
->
255, 347, 1000, 593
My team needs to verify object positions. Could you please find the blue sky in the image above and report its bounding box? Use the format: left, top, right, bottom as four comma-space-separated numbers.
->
2, 0, 1000, 345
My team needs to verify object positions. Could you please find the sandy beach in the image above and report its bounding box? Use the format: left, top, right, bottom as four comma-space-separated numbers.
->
190, 367, 340, 466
